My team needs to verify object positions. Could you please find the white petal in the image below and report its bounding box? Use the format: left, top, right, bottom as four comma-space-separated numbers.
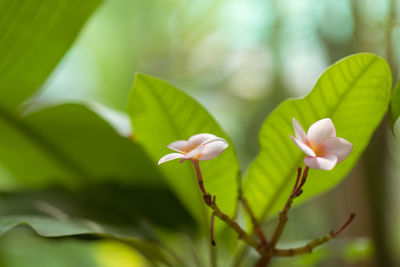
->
197, 140, 229, 160
187, 133, 217, 149
321, 137, 353, 162
184, 145, 204, 159
289, 135, 316, 157
292, 118, 307, 143
304, 155, 338, 170
307, 118, 336, 145
167, 140, 188, 153
158, 153, 184, 165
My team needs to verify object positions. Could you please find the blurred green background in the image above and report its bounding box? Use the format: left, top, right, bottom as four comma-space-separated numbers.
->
1, 0, 400, 266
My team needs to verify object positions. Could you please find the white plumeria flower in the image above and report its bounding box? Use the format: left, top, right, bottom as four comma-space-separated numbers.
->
289, 118, 353, 171
158, 133, 228, 165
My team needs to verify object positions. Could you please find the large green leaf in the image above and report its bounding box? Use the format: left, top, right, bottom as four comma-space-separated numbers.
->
0, 0, 101, 111
0, 185, 194, 232
0, 231, 100, 267
389, 81, 400, 136
244, 53, 392, 220
0, 184, 194, 266
0, 215, 179, 267
128, 74, 240, 226
0, 103, 161, 189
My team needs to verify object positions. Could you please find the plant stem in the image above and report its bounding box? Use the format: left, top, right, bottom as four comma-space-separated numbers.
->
273, 213, 356, 256
192, 160, 261, 252
240, 195, 268, 247
193, 159, 208, 196
211, 210, 216, 246
192, 161, 355, 266
269, 167, 309, 249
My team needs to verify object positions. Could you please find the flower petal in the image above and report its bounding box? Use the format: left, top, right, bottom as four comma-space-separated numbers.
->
197, 140, 229, 160
304, 155, 338, 170
158, 153, 184, 165
187, 133, 217, 149
307, 118, 336, 145
167, 140, 188, 153
289, 135, 316, 157
184, 145, 204, 159
292, 118, 307, 143
321, 137, 353, 162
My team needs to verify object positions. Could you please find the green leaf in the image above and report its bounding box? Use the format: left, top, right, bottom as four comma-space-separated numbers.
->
128, 74, 240, 226
244, 53, 392, 220
0, 184, 194, 266
389, 81, 400, 136
0, 215, 179, 267
0, 103, 161, 189
0, 231, 100, 267
0, 215, 99, 237
0, 0, 101, 111
0, 185, 195, 231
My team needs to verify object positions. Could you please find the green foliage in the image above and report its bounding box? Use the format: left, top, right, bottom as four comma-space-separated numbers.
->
128, 74, 240, 226
0, 103, 160, 189
389, 81, 400, 136
0, 231, 99, 267
244, 53, 392, 220
0, 215, 100, 237
0, 185, 194, 231
0, 182, 194, 266
0, 215, 180, 266
0, 0, 101, 111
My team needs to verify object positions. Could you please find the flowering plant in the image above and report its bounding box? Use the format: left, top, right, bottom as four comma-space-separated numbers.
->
159, 117, 355, 265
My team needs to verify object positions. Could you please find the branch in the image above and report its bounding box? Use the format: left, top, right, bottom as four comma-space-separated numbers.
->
192, 160, 262, 252
240, 194, 268, 247
273, 213, 356, 257
210, 210, 216, 246
269, 167, 309, 248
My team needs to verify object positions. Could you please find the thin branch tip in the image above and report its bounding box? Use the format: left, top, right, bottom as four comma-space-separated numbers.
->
333, 213, 356, 237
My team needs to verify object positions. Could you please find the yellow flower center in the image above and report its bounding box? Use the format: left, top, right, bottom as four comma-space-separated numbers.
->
307, 140, 326, 157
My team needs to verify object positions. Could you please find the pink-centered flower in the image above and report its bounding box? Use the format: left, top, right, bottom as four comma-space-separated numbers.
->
289, 118, 353, 170
158, 133, 228, 165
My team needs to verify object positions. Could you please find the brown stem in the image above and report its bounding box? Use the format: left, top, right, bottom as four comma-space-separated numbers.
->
193, 159, 208, 196
291, 167, 302, 197
269, 167, 309, 248
255, 256, 269, 267
211, 210, 216, 246
256, 166, 310, 266
293, 166, 309, 197
241, 195, 268, 247
191, 160, 261, 252
273, 213, 356, 257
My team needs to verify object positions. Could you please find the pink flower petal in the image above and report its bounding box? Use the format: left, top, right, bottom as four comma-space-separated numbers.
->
292, 118, 307, 143
304, 155, 338, 170
322, 137, 353, 162
307, 118, 336, 145
184, 145, 204, 159
197, 140, 229, 160
290, 135, 316, 157
187, 133, 217, 149
158, 153, 184, 165
167, 140, 188, 153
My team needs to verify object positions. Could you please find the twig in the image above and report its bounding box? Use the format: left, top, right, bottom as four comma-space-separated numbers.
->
240, 195, 268, 247
211, 210, 216, 246
193, 159, 208, 197
273, 213, 356, 256
192, 160, 261, 251
269, 167, 309, 249
291, 167, 302, 196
